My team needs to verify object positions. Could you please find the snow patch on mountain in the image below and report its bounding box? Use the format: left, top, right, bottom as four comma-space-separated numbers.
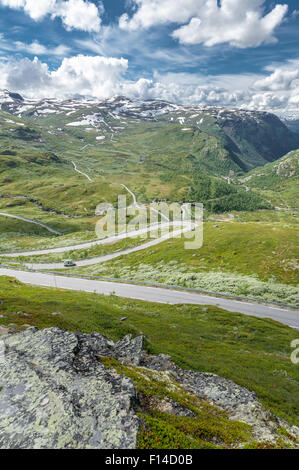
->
67, 114, 104, 127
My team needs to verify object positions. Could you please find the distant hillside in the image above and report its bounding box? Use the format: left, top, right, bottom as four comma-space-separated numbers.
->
0, 90, 298, 214
240, 149, 299, 208
1, 90, 298, 173
283, 119, 299, 135
277, 112, 299, 136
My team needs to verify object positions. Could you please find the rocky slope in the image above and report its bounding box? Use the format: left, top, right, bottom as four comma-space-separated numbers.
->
0, 327, 298, 449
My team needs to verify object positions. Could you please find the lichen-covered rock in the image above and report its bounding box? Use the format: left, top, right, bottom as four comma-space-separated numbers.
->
0, 327, 298, 449
0, 328, 139, 449
141, 353, 299, 444
114, 335, 144, 365
138, 393, 195, 418
74, 332, 144, 366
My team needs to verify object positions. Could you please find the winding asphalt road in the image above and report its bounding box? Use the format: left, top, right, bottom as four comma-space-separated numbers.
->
15, 222, 195, 270
1, 221, 193, 260
0, 212, 61, 235
1, 184, 298, 329
0, 267, 297, 329
120, 184, 138, 206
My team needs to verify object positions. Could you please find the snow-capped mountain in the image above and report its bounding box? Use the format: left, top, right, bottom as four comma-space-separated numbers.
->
0, 89, 298, 174
276, 111, 299, 135
0, 88, 292, 127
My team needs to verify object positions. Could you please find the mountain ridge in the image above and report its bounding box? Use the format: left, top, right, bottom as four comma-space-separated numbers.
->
1, 89, 298, 173
0, 89, 298, 216
0, 88, 297, 120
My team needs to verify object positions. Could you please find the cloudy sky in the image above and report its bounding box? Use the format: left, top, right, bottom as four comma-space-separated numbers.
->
0, 0, 298, 114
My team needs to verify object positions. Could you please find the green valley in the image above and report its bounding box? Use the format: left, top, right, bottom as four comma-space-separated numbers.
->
0, 92, 298, 451
0, 93, 298, 307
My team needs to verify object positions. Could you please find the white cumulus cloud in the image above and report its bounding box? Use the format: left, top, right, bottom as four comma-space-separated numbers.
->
119, 0, 199, 31
253, 68, 299, 91
246, 92, 289, 111
0, 55, 128, 99
0, 54, 298, 116
0, 0, 103, 32
54, 0, 103, 32
0, 0, 26, 7
173, 1, 288, 48
23, 0, 57, 20
120, 0, 288, 48
250, 61, 299, 113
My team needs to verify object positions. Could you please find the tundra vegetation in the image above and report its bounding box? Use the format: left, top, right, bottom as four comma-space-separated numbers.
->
0, 95, 298, 447
0, 276, 298, 431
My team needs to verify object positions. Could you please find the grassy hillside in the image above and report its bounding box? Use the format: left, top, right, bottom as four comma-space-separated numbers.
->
65, 221, 299, 305
242, 150, 299, 208
0, 98, 297, 307
0, 275, 298, 428
1, 99, 297, 218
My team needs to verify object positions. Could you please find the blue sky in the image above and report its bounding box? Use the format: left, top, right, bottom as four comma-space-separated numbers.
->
0, 1, 298, 114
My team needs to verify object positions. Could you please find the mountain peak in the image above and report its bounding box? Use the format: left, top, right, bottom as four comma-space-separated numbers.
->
0, 89, 24, 102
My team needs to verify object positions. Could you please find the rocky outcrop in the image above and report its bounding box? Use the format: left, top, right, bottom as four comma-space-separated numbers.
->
0, 328, 139, 449
140, 353, 299, 443
0, 327, 298, 449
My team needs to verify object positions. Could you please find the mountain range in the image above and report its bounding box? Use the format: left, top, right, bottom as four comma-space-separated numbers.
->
0, 89, 298, 215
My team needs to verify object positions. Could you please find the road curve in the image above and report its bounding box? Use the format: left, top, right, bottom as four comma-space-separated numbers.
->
1, 221, 193, 259
120, 184, 137, 206
119, 184, 170, 221
0, 268, 297, 328
0, 212, 61, 235
20, 223, 196, 270
72, 161, 93, 182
